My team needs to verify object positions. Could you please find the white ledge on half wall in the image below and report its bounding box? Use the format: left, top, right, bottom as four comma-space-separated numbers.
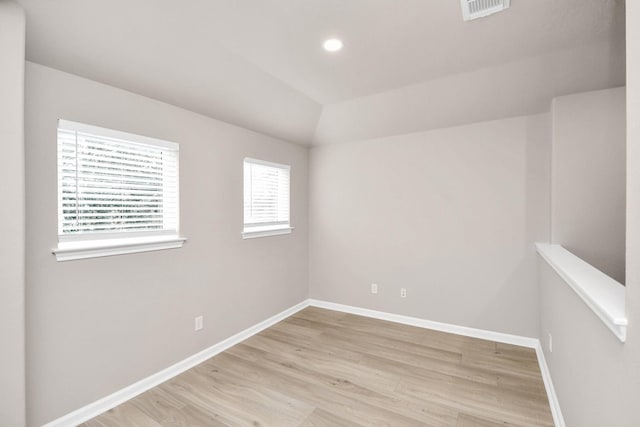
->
536, 243, 627, 342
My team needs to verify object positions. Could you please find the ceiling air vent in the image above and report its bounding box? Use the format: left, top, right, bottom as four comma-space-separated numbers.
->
460, 0, 510, 21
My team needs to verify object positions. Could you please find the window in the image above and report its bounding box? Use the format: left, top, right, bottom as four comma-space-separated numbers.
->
52, 120, 185, 261
243, 158, 292, 238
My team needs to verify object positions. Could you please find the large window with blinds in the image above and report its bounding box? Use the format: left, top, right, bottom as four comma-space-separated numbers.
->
243, 158, 292, 238
53, 120, 185, 261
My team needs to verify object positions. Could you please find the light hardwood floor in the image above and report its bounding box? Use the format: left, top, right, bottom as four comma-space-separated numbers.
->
81, 307, 554, 427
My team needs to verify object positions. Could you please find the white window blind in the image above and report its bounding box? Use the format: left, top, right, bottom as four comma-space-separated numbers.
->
243, 158, 291, 237
57, 120, 179, 242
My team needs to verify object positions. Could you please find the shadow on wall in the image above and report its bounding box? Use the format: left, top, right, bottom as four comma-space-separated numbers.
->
550, 87, 627, 284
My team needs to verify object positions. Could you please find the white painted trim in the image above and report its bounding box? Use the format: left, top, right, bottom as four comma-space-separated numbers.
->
534, 341, 566, 427
41, 300, 310, 427
536, 243, 627, 342
58, 119, 179, 150
43, 298, 565, 427
243, 157, 291, 171
242, 227, 293, 239
307, 299, 538, 348
52, 236, 187, 261
307, 299, 565, 427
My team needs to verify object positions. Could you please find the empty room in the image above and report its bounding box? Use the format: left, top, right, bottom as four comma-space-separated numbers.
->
1, 0, 638, 426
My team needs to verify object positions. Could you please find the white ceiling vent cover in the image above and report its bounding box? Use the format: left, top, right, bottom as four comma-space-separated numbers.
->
460, 0, 510, 21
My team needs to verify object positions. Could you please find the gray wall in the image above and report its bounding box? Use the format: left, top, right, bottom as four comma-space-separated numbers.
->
0, 1, 26, 426
25, 62, 309, 426
538, 4, 640, 426
538, 260, 635, 426
551, 87, 626, 283
309, 114, 551, 338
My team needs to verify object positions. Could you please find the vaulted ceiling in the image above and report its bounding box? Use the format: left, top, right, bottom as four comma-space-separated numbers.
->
17, 0, 626, 145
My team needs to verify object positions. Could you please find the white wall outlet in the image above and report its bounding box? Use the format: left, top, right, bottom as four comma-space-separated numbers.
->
400, 288, 407, 298
194, 315, 204, 331
371, 283, 378, 294
548, 333, 553, 352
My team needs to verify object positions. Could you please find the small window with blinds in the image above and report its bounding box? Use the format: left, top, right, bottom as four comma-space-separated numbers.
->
243, 158, 292, 238
53, 120, 185, 261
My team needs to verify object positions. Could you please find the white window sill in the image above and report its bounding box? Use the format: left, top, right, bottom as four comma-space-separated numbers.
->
242, 226, 293, 239
52, 235, 187, 261
536, 243, 627, 342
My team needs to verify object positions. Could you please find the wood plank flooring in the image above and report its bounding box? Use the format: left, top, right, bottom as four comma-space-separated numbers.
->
81, 307, 554, 426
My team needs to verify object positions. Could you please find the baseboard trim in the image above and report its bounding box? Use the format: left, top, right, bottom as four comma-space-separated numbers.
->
308, 299, 538, 347
43, 298, 564, 427
42, 299, 310, 427
307, 299, 565, 427
534, 342, 566, 427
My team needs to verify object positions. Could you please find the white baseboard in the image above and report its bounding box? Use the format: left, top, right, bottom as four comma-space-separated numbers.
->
43, 298, 564, 427
534, 342, 566, 427
307, 299, 565, 427
42, 299, 310, 427
308, 299, 539, 348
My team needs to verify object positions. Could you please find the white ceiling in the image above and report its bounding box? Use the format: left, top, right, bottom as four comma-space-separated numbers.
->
198, 0, 624, 103
17, 0, 625, 144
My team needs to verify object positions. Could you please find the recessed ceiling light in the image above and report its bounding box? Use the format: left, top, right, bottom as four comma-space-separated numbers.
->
323, 38, 343, 52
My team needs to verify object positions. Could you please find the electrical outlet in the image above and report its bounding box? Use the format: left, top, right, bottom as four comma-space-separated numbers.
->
400, 288, 407, 298
194, 315, 204, 331
548, 333, 553, 353
371, 283, 378, 294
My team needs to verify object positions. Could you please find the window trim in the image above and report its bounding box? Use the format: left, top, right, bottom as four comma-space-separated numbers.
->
58, 119, 179, 151
52, 235, 187, 262
53, 120, 186, 261
242, 157, 292, 239
241, 225, 294, 239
